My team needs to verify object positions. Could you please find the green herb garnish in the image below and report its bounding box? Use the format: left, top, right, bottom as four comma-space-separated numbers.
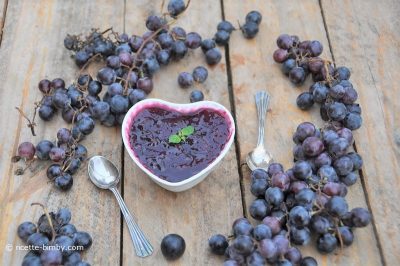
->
168, 125, 195, 144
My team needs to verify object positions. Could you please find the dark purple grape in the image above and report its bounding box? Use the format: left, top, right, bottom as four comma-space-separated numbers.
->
337, 226, 354, 246
290, 227, 310, 245
251, 168, 268, 181
214, 30, 230, 45
308, 58, 324, 74
342, 87, 358, 104
101, 114, 116, 127
295, 188, 315, 206
171, 40, 188, 60
77, 117, 95, 135
52, 91, 70, 109
282, 59, 296, 75
259, 239, 278, 260
246, 11, 262, 25
74, 50, 90, 67
58, 224, 77, 238
208, 234, 228, 255
65, 158, 82, 175
128, 89, 146, 106
46, 164, 62, 180
204, 47, 222, 65
85, 94, 100, 106
289, 67, 306, 85
185, 32, 202, 49
293, 144, 306, 161
317, 233, 337, 253
143, 57, 160, 75
346, 152, 363, 170
115, 43, 131, 54
106, 55, 121, 69
327, 102, 347, 121
301, 136, 324, 156
77, 74, 92, 87
250, 199, 270, 220
18, 222, 37, 242
293, 161, 312, 180
192, 66, 208, 83
189, 90, 204, 103
128, 35, 143, 52
218, 21, 235, 33
314, 152, 332, 168
267, 163, 284, 177
322, 129, 339, 145
276, 34, 293, 50
225, 246, 246, 265
310, 215, 331, 234
38, 79, 51, 94
201, 39, 216, 53
157, 49, 171, 65
284, 247, 302, 265
241, 22, 259, 39
233, 218, 253, 236
335, 66, 351, 80
54, 235, 75, 257
262, 217, 281, 235
97, 67, 116, 85
329, 84, 346, 99
273, 235, 289, 256
119, 52, 133, 67
107, 82, 123, 97
168, 0, 186, 17
273, 49, 288, 63
271, 172, 290, 191
110, 95, 129, 114
289, 206, 310, 227
333, 156, 354, 176
343, 112, 362, 130
252, 224, 272, 241
340, 171, 358, 186
160, 233, 185, 260
40, 249, 62, 265
74, 144, 87, 161
157, 33, 174, 49
300, 256, 317, 266
137, 77, 153, 94
145, 15, 165, 31
289, 181, 308, 194
250, 178, 268, 197
35, 140, 54, 160
38, 103, 55, 121
73, 231, 92, 250
311, 82, 328, 103
91, 101, 110, 121
54, 173, 73, 191
308, 40, 323, 56
325, 196, 348, 217
63, 252, 81, 265
232, 235, 254, 256
18, 142, 36, 160
177, 72, 194, 88
265, 187, 284, 207
346, 103, 361, 114
27, 233, 49, 252
350, 207, 371, 227
247, 251, 266, 266
318, 165, 339, 182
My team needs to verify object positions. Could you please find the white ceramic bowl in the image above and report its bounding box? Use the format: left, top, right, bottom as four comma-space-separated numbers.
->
121, 98, 235, 192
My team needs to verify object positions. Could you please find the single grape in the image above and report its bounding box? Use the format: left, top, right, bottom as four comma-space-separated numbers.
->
250, 178, 268, 197
249, 199, 270, 220
137, 77, 153, 94
27, 233, 49, 252
18, 222, 37, 242
293, 161, 312, 180
310, 215, 331, 234
289, 67, 306, 85
276, 34, 293, 50
232, 235, 254, 256
232, 218, 253, 236
77, 117, 95, 135
63, 252, 81, 265
343, 112, 362, 130
58, 224, 77, 238
273, 49, 288, 63
317, 233, 337, 253
290, 226, 311, 245
201, 39, 216, 53
311, 82, 328, 103
289, 181, 308, 194
284, 247, 302, 265
246, 11, 262, 25
52, 91, 70, 109
265, 187, 284, 207
267, 163, 284, 177
57, 128, 71, 144
55, 173, 73, 191
333, 156, 354, 176
282, 59, 296, 75
308, 40, 323, 56
289, 206, 310, 227
300, 256, 318, 266
273, 234, 290, 256
65, 158, 82, 175
295, 188, 315, 206
350, 207, 371, 227
335, 66, 351, 80
252, 224, 272, 241
160, 233, 186, 260
185, 32, 202, 49
97, 67, 116, 85
192, 66, 208, 83
342, 87, 358, 104
328, 137, 349, 158
157, 49, 171, 65
178, 72, 194, 88
40, 249, 62, 266
91, 101, 110, 121
205, 47, 222, 65
189, 90, 204, 103
241, 22, 259, 39
143, 57, 160, 75
318, 165, 339, 182
325, 196, 348, 217
18, 142, 36, 160
337, 226, 354, 246
168, 0, 186, 17
262, 216, 281, 235
247, 251, 266, 266
214, 30, 230, 45
73, 231, 93, 249
258, 238, 278, 260
208, 234, 228, 255
34, 140, 54, 160
46, 164, 62, 180
218, 21, 235, 33
271, 172, 290, 191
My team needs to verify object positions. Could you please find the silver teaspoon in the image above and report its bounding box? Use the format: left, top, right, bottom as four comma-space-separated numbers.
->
246, 91, 273, 171
88, 155, 153, 257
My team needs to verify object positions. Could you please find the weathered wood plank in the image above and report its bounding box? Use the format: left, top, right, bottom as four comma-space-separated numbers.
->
123, 1, 243, 265
321, 0, 400, 264
0, 1, 123, 265
224, 0, 382, 265
0, 0, 6, 42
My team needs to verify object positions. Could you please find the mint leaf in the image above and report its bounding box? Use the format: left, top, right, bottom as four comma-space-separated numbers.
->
180, 125, 194, 136
169, 134, 181, 144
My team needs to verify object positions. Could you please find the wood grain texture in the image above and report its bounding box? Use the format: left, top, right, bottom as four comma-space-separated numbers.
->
321, 0, 400, 264
0, 0, 123, 265
224, 0, 382, 265
122, 1, 243, 265
0, 0, 6, 42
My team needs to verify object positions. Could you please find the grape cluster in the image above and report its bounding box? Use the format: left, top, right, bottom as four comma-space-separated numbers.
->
18, 205, 92, 266
208, 121, 371, 265
273, 34, 362, 131
14, 2, 263, 192
240, 11, 262, 39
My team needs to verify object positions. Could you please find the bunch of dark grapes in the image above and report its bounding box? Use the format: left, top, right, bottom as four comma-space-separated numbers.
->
13, 2, 263, 192
209, 121, 371, 265
18, 204, 92, 266
273, 34, 362, 131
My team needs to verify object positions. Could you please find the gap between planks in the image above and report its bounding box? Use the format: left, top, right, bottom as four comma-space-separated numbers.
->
220, 0, 248, 218
0, 0, 9, 46
318, 1, 386, 265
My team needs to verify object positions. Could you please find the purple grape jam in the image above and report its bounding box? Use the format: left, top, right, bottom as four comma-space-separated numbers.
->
129, 106, 232, 182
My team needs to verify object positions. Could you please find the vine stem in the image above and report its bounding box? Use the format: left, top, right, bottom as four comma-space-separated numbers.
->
31, 202, 56, 242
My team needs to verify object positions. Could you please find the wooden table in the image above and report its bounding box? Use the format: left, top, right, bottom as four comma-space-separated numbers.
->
0, 0, 398, 265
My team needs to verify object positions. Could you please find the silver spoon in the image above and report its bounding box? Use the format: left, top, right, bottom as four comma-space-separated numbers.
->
88, 155, 153, 258
246, 91, 273, 171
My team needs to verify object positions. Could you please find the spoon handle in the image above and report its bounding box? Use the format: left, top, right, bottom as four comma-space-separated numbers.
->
110, 187, 153, 257
255, 91, 270, 147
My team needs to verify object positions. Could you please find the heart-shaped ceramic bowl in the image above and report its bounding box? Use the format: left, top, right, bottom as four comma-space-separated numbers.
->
121, 98, 235, 192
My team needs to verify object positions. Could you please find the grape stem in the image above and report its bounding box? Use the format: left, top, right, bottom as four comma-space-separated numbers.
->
31, 202, 57, 242
15, 105, 39, 136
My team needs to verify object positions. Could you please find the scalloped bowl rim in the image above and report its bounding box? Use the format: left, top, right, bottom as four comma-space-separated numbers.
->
121, 98, 236, 191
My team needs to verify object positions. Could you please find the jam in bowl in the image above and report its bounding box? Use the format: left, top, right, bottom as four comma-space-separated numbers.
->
121, 99, 235, 192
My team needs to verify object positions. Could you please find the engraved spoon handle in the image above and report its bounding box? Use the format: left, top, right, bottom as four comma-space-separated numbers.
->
255, 91, 270, 147
110, 187, 153, 257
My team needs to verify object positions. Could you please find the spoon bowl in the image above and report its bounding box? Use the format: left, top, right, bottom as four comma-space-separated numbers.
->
88, 156, 153, 258
88, 155, 120, 189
